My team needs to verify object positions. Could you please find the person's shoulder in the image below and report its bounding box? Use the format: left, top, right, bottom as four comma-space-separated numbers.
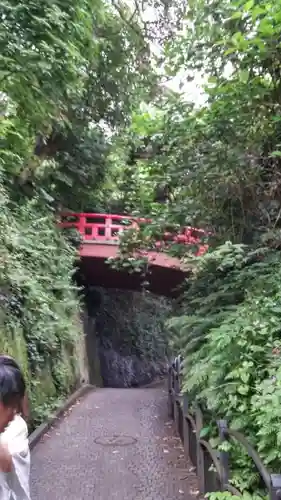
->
1, 416, 29, 457
2, 415, 28, 442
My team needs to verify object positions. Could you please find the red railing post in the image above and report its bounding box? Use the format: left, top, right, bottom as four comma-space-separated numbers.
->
77, 215, 86, 237
105, 215, 112, 240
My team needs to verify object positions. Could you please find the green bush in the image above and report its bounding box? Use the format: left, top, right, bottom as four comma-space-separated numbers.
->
0, 188, 84, 429
168, 243, 281, 492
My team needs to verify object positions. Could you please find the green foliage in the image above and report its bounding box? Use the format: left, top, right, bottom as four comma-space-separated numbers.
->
0, 0, 160, 211
0, 188, 82, 427
167, 243, 281, 491
1, 0, 185, 427
102, 0, 281, 491
4, 5, 281, 497
44, 125, 110, 211
159, 0, 281, 491
207, 492, 266, 500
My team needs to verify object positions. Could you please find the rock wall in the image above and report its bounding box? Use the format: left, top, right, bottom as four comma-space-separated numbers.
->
85, 287, 171, 388
99, 345, 168, 387
0, 197, 89, 429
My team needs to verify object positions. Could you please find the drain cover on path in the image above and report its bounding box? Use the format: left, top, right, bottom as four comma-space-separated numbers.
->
94, 435, 137, 446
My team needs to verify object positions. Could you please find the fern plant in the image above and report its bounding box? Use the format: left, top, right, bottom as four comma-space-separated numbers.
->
168, 242, 281, 492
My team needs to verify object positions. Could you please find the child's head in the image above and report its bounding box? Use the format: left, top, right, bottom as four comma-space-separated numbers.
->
0, 355, 26, 433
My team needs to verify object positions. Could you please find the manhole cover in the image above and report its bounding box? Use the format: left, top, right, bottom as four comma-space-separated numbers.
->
94, 435, 137, 446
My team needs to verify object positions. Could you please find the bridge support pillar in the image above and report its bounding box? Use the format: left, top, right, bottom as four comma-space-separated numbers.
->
82, 312, 103, 387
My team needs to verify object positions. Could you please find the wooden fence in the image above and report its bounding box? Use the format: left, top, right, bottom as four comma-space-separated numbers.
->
168, 355, 281, 499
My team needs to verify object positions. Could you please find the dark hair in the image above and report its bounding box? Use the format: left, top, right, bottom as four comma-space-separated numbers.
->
0, 355, 21, 371
0, 355, 26, 409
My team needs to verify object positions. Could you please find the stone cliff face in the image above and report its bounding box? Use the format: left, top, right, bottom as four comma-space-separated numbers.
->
84, 287, 171, 388
99, 343, 168, 388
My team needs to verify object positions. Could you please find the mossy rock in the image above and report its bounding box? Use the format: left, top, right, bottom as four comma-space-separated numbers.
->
0, 324, 30, 383
30, 365, 56, 406
51, 346, 78, 393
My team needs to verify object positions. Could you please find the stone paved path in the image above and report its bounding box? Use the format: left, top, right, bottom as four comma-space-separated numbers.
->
31, 384, 199, 499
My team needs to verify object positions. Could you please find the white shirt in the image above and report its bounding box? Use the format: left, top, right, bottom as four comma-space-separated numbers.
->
0, 415, 30, 500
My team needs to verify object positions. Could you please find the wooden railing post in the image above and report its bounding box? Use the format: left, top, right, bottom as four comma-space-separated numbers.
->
182, 393, 190, 457
174, 355, 181, 394
174, 356, 182, 434
168, 366, 173, 419
270, 475, 281, 500
217, 420, 230, 490
196, 405, 205, 495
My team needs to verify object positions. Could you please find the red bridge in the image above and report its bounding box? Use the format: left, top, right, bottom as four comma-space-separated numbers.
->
60, 213, 208, 297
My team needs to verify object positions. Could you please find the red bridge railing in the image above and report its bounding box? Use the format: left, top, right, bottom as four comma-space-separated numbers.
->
59, 213, 208, 255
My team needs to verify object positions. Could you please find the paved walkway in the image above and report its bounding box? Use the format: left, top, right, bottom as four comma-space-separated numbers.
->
31, 385, 199, 499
